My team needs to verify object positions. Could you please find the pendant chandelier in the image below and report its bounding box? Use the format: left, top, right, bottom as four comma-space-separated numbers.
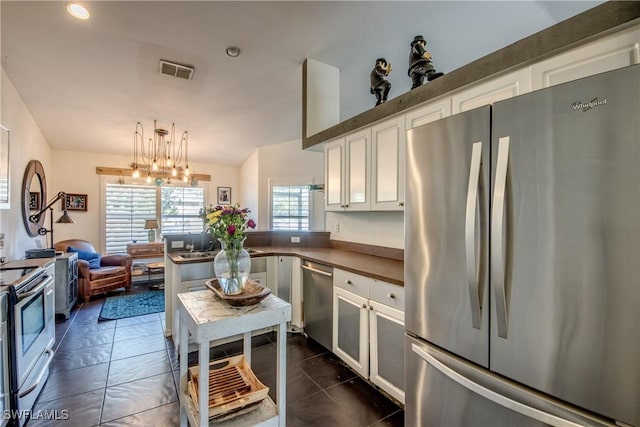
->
132, 120, 190, 184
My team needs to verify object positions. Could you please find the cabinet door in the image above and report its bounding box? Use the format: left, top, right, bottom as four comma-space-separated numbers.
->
405, 97, 452, 129
333, 287, 369, 377
68, 255, 78, 308
324, 138, 345, 211
275, 256, 292, 302
369, 300, 405, 404
451, 67, 531, 114
371, 116, 406, 211
531, 24, 640, 90
344, 129, 371, 211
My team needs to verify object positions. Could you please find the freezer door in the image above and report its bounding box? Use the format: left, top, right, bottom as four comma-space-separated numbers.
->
405, 105, 491, 367
490, 64, 640, 425
406, 335, 614, 427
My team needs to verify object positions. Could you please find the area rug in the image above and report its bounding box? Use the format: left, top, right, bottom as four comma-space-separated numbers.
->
99, 290, 164, 321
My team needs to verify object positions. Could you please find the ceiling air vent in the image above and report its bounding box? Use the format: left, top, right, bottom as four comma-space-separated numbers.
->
159, 60, 194, 80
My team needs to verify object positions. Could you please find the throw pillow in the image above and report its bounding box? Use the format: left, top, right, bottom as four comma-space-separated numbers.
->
67, 246, 101, 269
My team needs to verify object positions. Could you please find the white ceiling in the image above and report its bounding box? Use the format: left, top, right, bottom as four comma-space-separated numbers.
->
1, 1, 603, 166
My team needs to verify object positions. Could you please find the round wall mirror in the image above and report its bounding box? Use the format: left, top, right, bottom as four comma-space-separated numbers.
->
22, 160, 47, 237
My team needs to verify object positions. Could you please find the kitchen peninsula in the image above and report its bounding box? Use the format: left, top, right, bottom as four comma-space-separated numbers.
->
163, 231, 407, 404
164, 238, 404, 341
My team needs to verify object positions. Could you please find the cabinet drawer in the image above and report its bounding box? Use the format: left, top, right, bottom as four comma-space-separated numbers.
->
334, 269, 371, 298
369, 280, 404, 312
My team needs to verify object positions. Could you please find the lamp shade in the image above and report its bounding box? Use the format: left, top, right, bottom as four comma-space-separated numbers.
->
56, 210, 75, 224
144, 219, 159, 230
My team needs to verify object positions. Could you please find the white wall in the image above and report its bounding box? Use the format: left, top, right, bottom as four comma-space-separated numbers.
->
52, 150, 240, 252
240, 149, 259, 226
241, 139, 324, 231
0, 62, 242, 256
2, 65, 399, 255
326, 211, 404, 249
0, 67, 53, 259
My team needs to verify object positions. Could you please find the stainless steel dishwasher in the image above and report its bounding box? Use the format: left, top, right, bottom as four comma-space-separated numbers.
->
301, 260, 333, 351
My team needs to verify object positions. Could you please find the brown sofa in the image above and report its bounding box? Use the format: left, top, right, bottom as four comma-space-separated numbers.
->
54, 239, 132, 302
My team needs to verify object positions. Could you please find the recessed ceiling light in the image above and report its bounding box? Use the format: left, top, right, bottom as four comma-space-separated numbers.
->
226, 46, 241, 58
67, 3, 90, 20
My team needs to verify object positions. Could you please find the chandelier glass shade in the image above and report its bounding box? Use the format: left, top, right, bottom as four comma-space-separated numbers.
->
132, 120, 191, 184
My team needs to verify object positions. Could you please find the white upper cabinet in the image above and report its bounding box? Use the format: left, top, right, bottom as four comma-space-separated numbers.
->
531, 25, 640, 90
405, 97, 452, 129
324, 128, 371, 211
451, 67, 532, 114
324, 138, 345, 211
345, 128, 371, 211
371, 116, 406, 211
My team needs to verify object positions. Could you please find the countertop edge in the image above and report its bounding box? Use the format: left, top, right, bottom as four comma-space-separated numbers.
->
168, 247, 404, 287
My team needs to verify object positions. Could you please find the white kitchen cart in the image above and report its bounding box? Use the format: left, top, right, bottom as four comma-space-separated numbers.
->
177, 290, 291, 426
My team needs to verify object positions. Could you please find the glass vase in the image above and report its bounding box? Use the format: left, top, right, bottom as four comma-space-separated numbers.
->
214, 238, 251, 295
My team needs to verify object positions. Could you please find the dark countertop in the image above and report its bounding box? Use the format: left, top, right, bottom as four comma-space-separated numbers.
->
302, 2, 640, 149
168, 246, 404, 287
0, 257, 55, 270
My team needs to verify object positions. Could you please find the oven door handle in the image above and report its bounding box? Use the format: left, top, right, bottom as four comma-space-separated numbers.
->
18, 348, 54, 398
17, 275, 52, 302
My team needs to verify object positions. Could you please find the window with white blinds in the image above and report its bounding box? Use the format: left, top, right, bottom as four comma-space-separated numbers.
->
271, 185, 310, 230
161, 186, 204, 234
105, 184, 156, 253
104, 183, 204, 254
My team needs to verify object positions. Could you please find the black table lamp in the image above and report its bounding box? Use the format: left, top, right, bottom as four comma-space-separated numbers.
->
29, 191, 76, 249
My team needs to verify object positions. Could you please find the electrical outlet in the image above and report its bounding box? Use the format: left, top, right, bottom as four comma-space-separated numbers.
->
291, 236, 300, 243
0, 233, 4, 249
171, 240, 185, 249
334, 222, 340, 233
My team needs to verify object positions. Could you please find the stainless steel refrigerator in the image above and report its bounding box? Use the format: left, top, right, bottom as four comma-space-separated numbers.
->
405, 64, 639, 427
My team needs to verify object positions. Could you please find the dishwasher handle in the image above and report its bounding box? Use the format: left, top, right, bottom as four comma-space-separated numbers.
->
301, 264, 333, 278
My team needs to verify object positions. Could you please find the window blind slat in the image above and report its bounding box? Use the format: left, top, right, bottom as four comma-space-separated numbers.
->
271, 185, 310, 231
105, 184, 156, 253
105, 184, 204, 253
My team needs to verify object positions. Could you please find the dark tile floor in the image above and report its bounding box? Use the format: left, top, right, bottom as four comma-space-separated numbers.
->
29, 286, 404, 426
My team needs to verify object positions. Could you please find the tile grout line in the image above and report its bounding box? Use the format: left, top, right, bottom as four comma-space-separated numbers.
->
97, 307, 117, 427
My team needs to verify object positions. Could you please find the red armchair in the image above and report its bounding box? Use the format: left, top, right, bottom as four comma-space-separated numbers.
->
54, 239, 132, 302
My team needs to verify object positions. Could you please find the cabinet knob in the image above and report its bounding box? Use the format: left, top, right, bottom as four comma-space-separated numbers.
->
346, 280, 352, 285
399, 202, 404, 207
387, 293, 396, 299
362, 303, 367, 309
369, 306, 373, 311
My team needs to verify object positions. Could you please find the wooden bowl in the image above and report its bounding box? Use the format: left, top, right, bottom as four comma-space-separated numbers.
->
205, 279, 271, 306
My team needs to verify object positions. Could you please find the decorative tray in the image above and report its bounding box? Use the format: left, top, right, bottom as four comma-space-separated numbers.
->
205, 279, 271, 306
187, 354, 269, 419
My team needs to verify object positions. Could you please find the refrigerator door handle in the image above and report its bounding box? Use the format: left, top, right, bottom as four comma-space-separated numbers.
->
465, 141, 483, 329
492, 136, 510, 338
411, 343, 585, 427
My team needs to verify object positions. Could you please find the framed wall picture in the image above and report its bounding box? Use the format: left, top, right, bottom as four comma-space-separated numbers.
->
29, 192, 41, 210
217, 187, 231, 204
62, 193, 88, 211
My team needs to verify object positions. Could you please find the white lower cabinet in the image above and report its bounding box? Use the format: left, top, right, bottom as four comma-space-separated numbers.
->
334, 287, 369, 377
333, 269, 405, 404
369, 300, 404, 403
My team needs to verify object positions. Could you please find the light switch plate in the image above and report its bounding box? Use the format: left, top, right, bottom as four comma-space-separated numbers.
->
171, 241, 184, 248
291, 236, 300, 243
